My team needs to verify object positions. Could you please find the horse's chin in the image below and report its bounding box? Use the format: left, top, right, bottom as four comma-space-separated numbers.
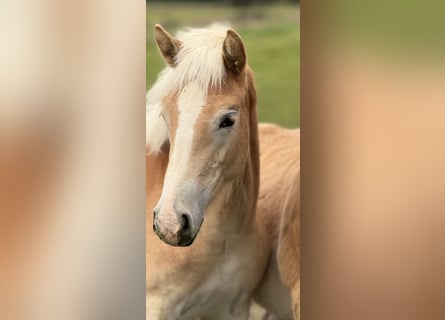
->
156, 232, 196, 247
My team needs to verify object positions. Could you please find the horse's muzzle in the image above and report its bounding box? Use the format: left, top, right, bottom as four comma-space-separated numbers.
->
153, 209, 197, 247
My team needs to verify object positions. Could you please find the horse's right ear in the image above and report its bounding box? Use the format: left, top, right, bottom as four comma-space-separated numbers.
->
154, 24, 182, 67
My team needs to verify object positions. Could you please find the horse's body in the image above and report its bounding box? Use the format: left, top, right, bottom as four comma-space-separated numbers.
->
146, 24, 299, 320
253, 124, 300, 320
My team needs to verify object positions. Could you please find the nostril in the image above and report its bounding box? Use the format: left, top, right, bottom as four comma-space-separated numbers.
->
181, 214, 191, 232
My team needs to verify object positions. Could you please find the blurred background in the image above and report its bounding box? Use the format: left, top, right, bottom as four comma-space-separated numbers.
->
146, 0, 300, 128
0, 1, 145, 319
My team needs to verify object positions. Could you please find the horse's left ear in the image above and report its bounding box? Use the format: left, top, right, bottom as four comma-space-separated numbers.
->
223, 29, 247, 74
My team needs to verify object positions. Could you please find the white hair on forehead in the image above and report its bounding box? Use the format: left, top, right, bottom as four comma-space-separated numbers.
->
174, 23, 229, 90
146, 23, 230, 154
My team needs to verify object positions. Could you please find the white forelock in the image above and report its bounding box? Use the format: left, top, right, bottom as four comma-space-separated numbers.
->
146, 24, 230, 153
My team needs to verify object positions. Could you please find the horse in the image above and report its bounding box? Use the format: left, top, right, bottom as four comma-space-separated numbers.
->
253, 124, 300, 320
146, 24, 299, 319
146, 23, 270, 319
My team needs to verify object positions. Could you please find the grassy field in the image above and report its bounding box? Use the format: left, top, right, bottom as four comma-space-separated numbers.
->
146, 2, 300, 128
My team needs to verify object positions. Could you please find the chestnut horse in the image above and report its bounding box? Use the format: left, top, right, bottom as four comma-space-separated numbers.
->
146, 24, 299, 319
146, 24, 269, 319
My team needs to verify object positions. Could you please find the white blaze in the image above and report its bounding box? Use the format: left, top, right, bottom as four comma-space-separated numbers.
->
158, 83, 206, 209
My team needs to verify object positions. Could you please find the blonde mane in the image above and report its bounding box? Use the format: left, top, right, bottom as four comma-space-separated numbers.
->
146, 24, 230, 154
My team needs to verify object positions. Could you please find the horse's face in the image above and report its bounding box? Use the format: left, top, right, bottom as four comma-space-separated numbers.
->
151, 25, 251, 246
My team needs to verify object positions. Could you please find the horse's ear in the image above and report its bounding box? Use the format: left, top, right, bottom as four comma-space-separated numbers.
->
223, 29, 247, 74
154, 24, 181, 67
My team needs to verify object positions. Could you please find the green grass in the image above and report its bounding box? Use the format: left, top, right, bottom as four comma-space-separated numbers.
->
146, 3, 300, 128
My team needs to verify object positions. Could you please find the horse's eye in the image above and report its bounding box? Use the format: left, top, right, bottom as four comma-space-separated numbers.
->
219, 115, 235, 128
